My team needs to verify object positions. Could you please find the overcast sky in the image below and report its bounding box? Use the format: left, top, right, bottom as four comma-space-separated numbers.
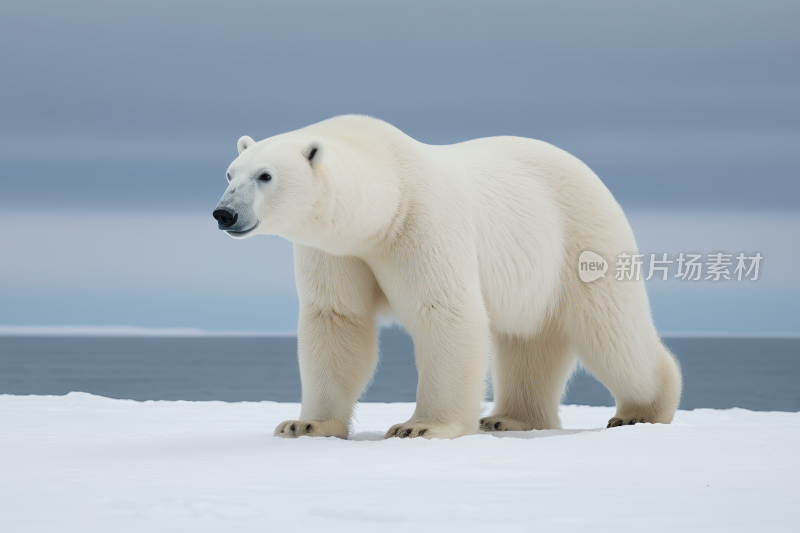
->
1, 1, 798, 332
1, 0, 798, 212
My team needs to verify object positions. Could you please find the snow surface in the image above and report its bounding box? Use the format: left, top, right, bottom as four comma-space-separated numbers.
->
1, 394, 798, 532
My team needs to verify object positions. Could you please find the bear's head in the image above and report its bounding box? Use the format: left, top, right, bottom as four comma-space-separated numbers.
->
212, 135, 325, 240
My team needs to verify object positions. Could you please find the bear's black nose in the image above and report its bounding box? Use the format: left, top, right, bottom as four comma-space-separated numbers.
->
213, 209, 238, 228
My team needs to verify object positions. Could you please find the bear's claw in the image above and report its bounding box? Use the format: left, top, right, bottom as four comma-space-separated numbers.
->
385, 424, 430, 439
273, 419, 348, 439
384, 422, 462, 439
607, 417, 646, 428
479, 416, 531, 432
274, 420, 319, 437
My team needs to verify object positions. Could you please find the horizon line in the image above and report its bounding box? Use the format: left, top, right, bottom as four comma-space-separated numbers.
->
0, 325, 798, 339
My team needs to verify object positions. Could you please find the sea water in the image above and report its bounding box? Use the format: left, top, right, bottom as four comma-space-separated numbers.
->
0, 329, 797, 411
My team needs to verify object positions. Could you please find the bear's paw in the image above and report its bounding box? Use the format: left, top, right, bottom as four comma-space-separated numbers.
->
273, 419, 348, 439
606, 416, 648, 428
479, 415, 534, 432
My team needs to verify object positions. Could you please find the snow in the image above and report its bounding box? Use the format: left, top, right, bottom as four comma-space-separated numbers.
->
1, 394, 798, 532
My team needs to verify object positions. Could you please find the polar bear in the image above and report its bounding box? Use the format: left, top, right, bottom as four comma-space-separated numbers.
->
213, 115, 681, 439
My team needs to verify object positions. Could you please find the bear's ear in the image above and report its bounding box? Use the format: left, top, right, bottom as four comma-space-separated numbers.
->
237, 136, 255, 155
302, 141, 325, 169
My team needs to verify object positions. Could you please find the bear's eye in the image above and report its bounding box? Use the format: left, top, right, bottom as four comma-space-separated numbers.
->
226, 172, 231, 182
258, 173, 272, 182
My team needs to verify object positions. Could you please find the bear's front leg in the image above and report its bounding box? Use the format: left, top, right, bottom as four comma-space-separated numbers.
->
384, 287, 490, 440
275, 247, 381, 439
274, 303, 378, 439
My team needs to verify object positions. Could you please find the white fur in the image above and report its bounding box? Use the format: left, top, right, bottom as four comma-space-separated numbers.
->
221, 115, 682, 439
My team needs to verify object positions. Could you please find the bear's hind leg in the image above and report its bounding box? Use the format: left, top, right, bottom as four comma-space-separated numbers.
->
481, 329, 576, 432
578, 334, 682, 428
